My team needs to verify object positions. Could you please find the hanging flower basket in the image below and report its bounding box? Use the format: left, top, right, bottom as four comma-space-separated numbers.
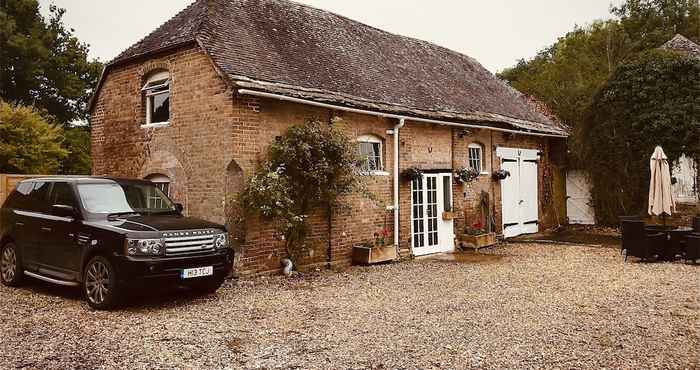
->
454, 167, 480, 183
401, 166, 423, 181
492, 169, 511, 181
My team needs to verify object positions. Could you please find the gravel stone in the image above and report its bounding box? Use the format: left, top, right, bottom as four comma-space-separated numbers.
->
0, 243, 697, 369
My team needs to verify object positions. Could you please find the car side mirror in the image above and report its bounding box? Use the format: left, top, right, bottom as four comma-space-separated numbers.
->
174, 203, 184, 214
52, 204, 78, 219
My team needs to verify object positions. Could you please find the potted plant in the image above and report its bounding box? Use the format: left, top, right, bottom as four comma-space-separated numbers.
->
454, 167, 480, 184
352, 228, 397, 265
401, 166, 423, 181
456, 222, 497, 250
492, 169, 511, 181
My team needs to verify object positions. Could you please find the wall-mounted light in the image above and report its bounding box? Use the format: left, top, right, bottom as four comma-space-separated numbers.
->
458, 129, 472, 139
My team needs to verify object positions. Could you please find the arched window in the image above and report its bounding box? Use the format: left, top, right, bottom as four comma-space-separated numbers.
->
142, 71, 170, 126
468, 143, 485, 173
146, 174, 171, 208
357, 134, 384, 173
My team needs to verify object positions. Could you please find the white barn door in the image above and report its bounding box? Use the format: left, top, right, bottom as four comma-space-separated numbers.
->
566, 170, 595, 225
497, 148, 540, 238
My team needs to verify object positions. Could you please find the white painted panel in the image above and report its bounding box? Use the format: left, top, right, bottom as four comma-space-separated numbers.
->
672, 155, 698, 203
501, 159, 520, 238
566, 170, 595, 225
520, 160, 539, 234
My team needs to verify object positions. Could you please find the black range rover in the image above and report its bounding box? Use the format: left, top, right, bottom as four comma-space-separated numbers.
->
0, 177, 233, 309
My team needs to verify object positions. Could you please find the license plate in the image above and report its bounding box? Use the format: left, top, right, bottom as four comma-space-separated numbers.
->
181, 266, 213, 279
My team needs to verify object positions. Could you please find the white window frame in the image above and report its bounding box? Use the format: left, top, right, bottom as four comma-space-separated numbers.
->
468, 143, 488, 175
141, 71, 170, 128
145, 174, 171, 209
357, 134, 388, 176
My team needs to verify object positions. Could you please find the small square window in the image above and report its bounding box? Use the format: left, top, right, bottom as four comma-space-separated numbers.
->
358, 135, 384, 173
468, 144, 483, 173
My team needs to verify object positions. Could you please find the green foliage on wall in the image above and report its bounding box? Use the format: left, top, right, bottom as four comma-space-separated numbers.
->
578, 50, 700, 224
240, 120, 374, 262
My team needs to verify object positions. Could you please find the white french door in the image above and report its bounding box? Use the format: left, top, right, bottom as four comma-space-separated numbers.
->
411, 173, 455, 256
497, 148, 540, 238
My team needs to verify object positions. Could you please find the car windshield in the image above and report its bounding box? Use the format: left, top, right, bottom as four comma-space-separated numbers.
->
77, 182, 176, 214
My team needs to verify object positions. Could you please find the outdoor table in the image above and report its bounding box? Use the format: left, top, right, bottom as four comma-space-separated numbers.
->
667, 227, 693, 260
643, 225, 692, 260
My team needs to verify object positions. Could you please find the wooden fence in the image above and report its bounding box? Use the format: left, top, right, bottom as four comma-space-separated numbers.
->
0, 174, 47, 205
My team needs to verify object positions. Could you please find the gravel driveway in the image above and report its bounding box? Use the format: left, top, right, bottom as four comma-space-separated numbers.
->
0, 243, 698, 369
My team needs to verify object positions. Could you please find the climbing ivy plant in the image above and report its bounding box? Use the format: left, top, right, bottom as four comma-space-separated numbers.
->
577, 49, 700, 224
240, 119, 374, 263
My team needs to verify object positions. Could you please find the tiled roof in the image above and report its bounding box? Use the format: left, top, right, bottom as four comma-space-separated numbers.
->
108, 0, 568, 136
661, 34, 700, 60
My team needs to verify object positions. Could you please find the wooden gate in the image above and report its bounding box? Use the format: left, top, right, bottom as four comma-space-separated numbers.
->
565, 170, 595, 225
0, 174, 46, 205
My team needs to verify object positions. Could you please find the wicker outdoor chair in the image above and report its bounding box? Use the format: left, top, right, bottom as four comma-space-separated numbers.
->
621, 220, 664, 262
684, 234, 700, 263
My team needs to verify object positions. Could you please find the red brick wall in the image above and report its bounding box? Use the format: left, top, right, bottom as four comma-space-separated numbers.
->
91, 46, 566, 275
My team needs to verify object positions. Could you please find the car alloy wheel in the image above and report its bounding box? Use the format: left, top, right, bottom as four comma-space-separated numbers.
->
85, 260, 111, 305
1, 245, 17, 283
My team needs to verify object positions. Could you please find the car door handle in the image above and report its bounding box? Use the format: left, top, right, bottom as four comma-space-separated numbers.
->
41, 227, 52, 232
15, 222, 25, 226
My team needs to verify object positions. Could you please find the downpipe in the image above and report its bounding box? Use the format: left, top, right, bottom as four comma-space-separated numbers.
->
393, 118, 405, 257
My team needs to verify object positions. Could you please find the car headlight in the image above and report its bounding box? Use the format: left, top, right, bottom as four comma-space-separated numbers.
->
214, 233, 229, 249
126, 238, 164, 256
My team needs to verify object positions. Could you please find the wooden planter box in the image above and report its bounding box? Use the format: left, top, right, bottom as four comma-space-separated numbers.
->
457, 232, 497, 249
442, 211, 456, 220
352, 245, 397, 265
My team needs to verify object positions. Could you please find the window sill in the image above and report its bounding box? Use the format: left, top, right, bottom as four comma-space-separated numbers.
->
362, 170, 390, 176
141, 122, 170, 129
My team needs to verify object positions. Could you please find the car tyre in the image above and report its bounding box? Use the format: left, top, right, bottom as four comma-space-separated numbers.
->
83, 255, 121, 310
191, 275, 225, 295
0, 243, 23, 286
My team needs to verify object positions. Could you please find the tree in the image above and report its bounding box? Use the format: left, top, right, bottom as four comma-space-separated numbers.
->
578, 50, 700, 224
499, 21, 632, 132
612, 0, 700, 52
0, 0, 102, 125
498, 0, 699, 136
60, 126, 91, 175
240, 119, 373, 263
0, 100, 68, 174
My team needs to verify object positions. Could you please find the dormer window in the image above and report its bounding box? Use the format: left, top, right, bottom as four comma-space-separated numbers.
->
142, 71, 170, 127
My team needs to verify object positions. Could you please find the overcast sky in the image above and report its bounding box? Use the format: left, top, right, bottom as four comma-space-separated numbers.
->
39, 0, 620, 73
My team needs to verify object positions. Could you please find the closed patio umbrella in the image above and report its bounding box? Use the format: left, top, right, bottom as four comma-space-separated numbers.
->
648, 146, 676, 218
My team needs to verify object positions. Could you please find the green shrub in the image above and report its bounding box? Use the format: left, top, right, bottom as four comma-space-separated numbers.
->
0, 101, 68, 174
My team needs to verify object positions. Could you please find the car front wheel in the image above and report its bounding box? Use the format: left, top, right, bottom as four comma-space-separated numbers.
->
0, 243, 23, 286
83, 256, 121, 310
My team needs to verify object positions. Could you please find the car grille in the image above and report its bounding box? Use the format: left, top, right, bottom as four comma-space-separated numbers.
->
163, 229, 218, 256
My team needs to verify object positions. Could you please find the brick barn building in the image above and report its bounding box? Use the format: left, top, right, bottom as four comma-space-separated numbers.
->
89, 0, 569, 275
